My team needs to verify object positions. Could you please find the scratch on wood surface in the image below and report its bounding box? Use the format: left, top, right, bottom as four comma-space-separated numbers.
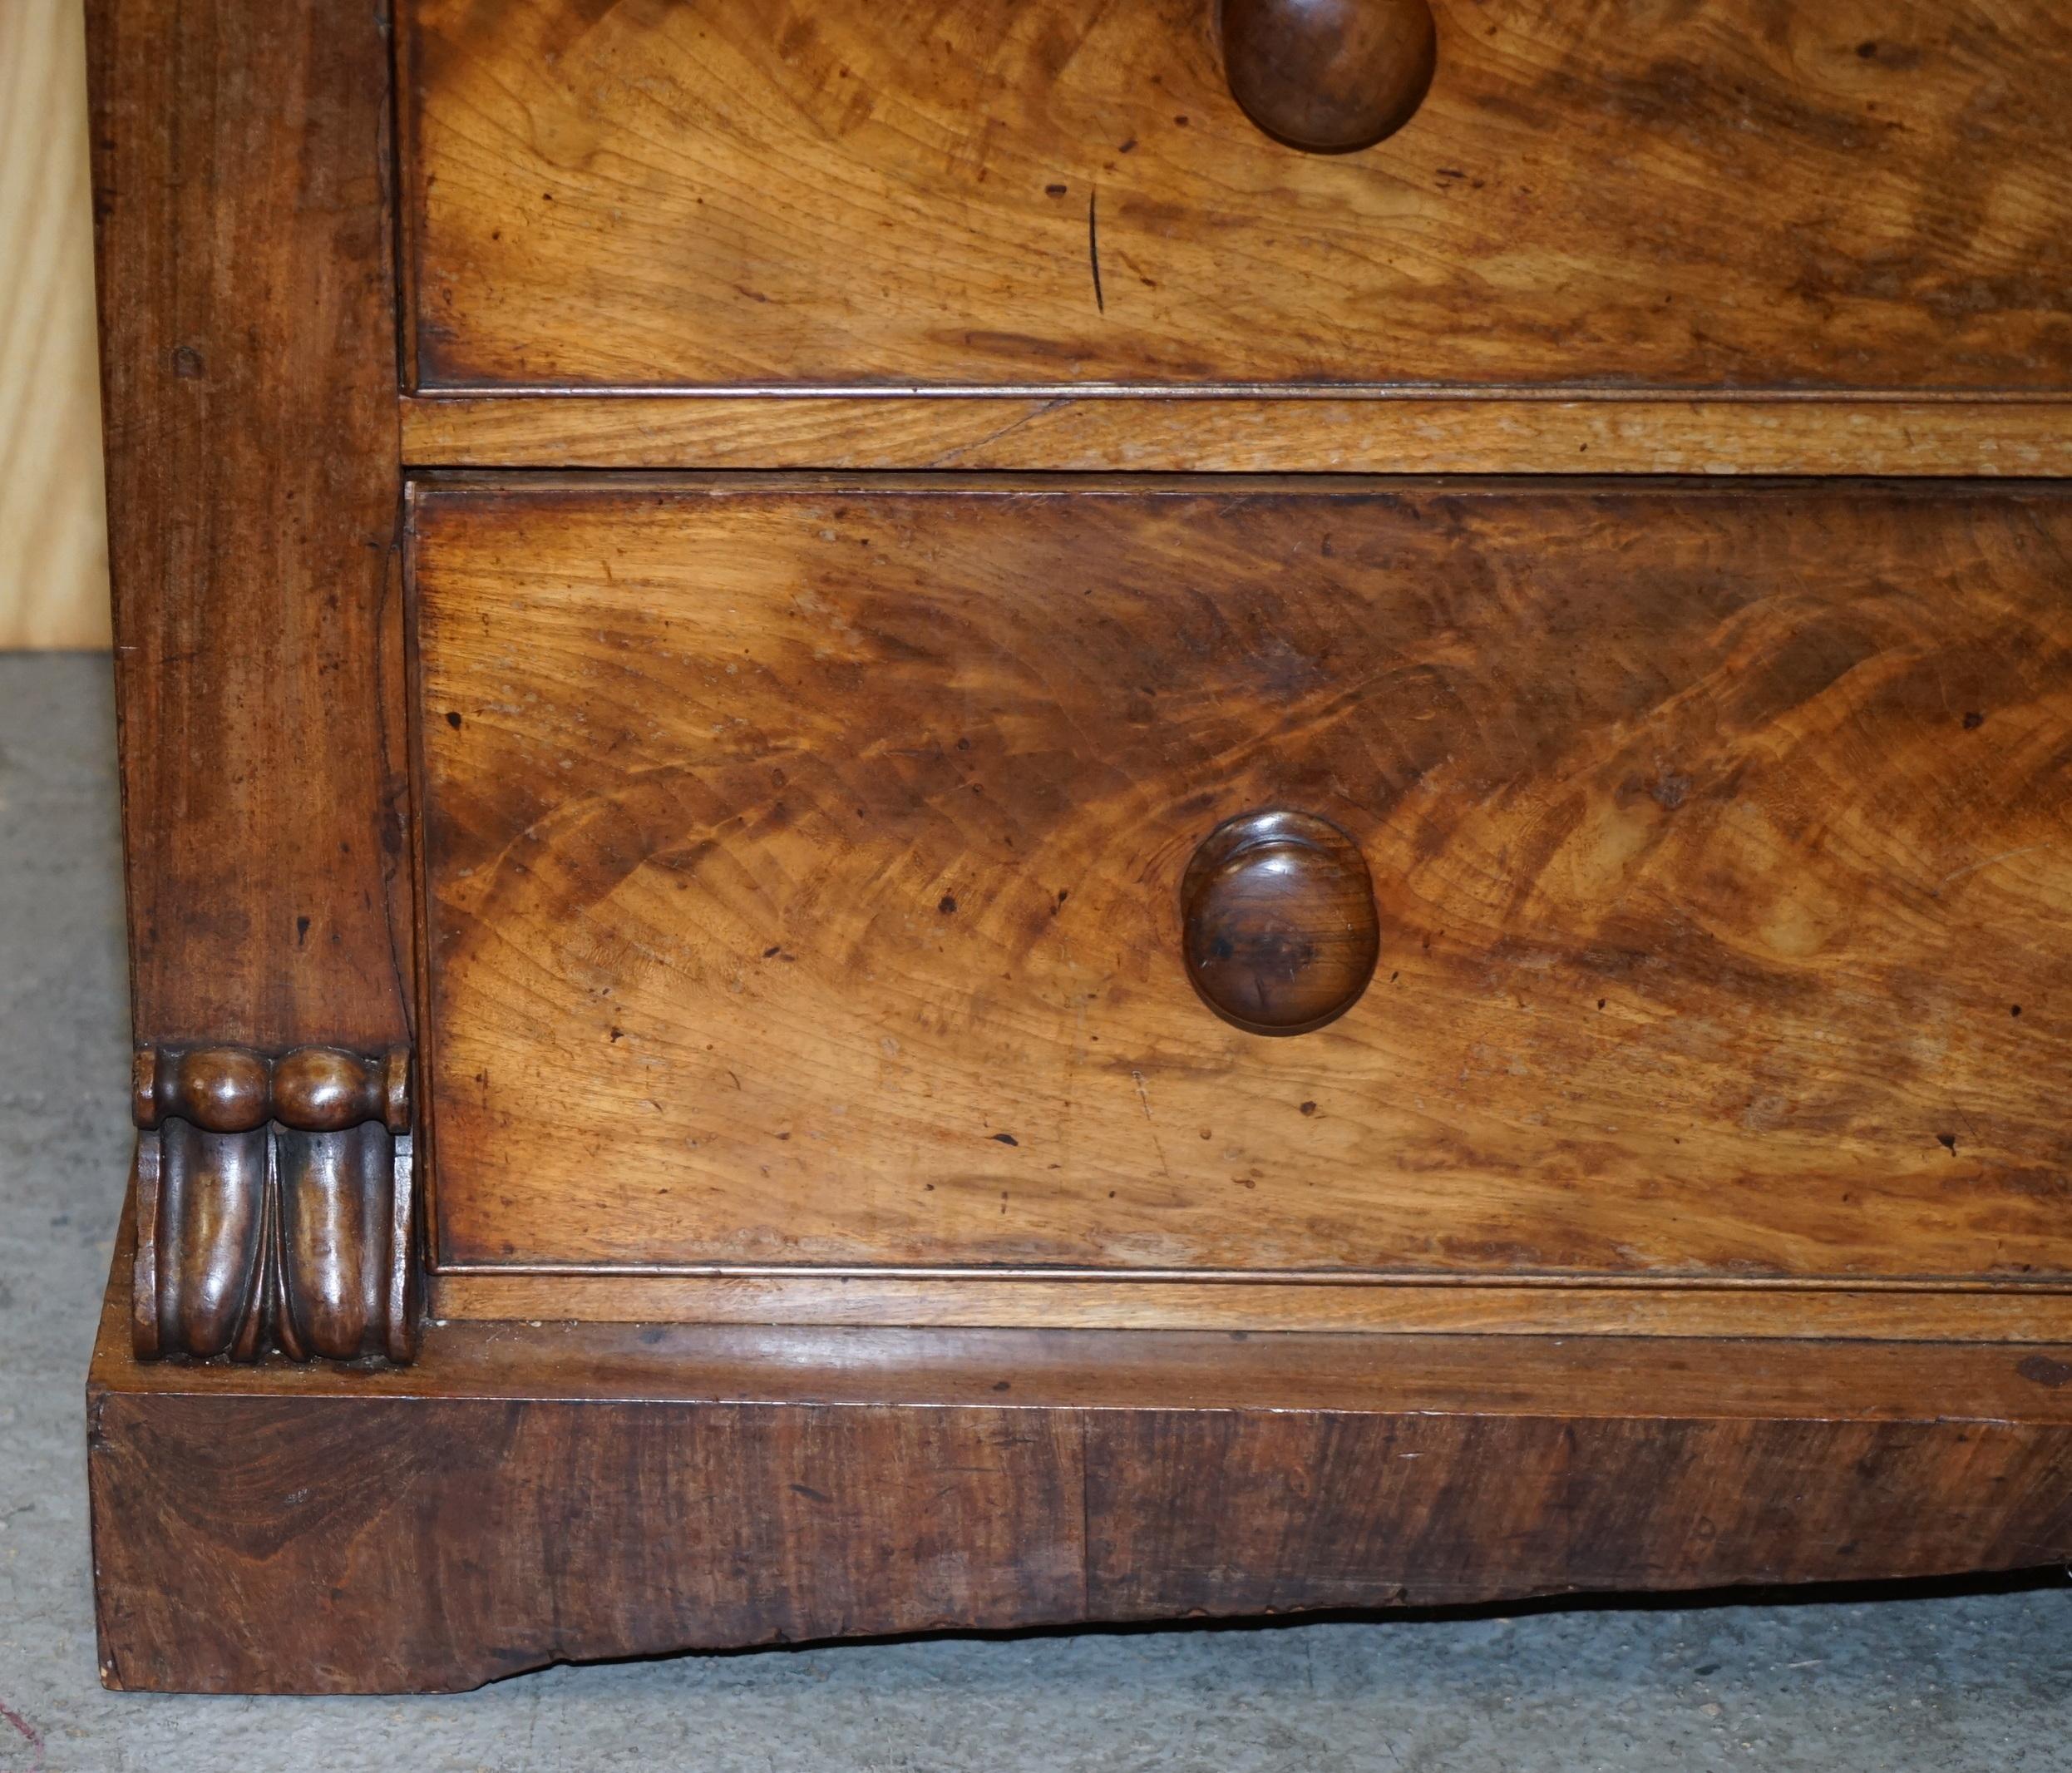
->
1934, 843, 2053, 896
1132, 1067, 1176, 1183
1088, 189, 1105, 314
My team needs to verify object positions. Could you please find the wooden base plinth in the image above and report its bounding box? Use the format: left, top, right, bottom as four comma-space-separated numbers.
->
88, 1222, 2072, 1694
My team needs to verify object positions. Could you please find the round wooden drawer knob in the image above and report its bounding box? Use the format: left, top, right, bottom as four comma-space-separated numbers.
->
1181, 810, 1379, 1035
1219, 0, 1438, 153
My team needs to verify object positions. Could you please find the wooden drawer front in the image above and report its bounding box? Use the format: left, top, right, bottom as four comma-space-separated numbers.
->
412, 478, 2072, 1287
401, 0, 2070, 393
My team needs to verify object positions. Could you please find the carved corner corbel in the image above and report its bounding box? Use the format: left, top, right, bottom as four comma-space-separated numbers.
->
129, 1045, 420, 1365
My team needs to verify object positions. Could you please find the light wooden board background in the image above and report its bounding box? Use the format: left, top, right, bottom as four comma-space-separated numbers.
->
1, 0, 110, 649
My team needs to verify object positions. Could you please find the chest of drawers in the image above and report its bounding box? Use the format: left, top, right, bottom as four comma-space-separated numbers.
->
86, 0, 2072, 1693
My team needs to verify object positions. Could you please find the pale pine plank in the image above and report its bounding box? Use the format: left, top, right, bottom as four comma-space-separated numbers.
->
0, 0, 110, 650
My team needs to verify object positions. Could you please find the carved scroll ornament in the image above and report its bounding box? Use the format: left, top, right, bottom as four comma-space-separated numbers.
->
130, 1045, 419, 1364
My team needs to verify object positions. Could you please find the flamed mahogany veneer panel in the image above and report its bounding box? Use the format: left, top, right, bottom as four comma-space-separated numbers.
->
410, 478, 2072, 1286
399, 0, 2072, 392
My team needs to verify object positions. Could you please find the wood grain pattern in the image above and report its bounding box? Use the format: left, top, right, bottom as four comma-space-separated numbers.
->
88, 0, 410, 1050
399, 0, 2072, 392
1083, 1400, 2072, 1618
432, 1268, 2072, 1342
83, 0, 2072, 1701
86, 1224, 2072, 1693
397, 393, 2072, 476
0, 0, 110, 649
411, 477, 2072, 1301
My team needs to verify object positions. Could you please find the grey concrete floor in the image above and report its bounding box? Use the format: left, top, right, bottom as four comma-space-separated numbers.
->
2, 650, 2069, 1772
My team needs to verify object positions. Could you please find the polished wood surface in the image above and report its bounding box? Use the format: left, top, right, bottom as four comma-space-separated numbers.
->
89, 0, 411, 1052
412, 477, 2072, 1301
86, 1222, 2072, 1693
130, 1045, 419, 1363
399, 391, 2072, 477
1181, 809, 1379, 1035
1220, 0, 1436, 152
434, 1268, 2072, 1342
85, 0, 2072, 1697
400, 0, 2072, 392
134, 1044, 409, 1138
